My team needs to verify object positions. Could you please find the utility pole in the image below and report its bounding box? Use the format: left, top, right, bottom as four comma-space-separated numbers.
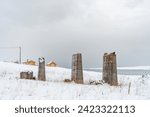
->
19, 46, 21, 64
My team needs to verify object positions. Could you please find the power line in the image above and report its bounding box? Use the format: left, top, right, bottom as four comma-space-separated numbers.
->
0, 47, 19, 49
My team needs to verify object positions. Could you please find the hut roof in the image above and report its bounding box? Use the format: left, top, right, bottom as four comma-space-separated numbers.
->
47, 61, 56, 64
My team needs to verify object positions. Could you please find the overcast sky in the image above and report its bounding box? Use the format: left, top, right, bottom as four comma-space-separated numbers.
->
0, 0, 150, 68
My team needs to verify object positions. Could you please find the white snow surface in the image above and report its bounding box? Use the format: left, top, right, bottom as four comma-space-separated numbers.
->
87, 66, 150, 70
0, 62, 150, 100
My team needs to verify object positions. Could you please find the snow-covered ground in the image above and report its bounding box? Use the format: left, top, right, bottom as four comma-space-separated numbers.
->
86, 66, 150, 70
0, 62, 150, 100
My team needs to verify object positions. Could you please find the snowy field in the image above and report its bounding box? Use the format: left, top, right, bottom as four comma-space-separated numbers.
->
0, 62, 150, 100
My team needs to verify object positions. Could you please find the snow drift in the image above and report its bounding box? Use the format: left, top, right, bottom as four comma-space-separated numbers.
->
0, 62, 150, 100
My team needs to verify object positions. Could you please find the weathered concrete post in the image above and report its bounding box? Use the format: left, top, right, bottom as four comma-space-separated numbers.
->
38, 57, 46, 81
110, 52, 118, 86
71, 53, 83, 84
103, 53, 109, 83
102, 52, 118, 86
20, 71, 34, 80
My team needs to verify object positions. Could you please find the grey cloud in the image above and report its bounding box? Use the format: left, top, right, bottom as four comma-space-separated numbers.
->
0, 0, 150, 68
125, 0, 144, 8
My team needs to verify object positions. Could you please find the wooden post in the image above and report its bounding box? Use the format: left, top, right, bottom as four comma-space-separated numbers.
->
128, 82, 131, 94
38, 57, 46, 81
71, 53, 83, 84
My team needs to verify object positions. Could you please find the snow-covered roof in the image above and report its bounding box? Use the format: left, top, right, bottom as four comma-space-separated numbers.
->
47, 61, 57, 65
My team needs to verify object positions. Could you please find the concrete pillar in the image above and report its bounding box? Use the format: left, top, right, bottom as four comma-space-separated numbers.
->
103, 53, 109, 83
102, 52, 118, 86
71, 53, 83, 84
38, 57, 46, 81
20, 71, 34, 80
110, 52, 118, 86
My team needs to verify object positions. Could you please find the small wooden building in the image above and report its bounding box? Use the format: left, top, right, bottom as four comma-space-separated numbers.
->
47, 61, 57, 67
23, 59, 36, 65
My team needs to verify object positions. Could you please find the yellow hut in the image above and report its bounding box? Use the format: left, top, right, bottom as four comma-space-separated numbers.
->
47, 61, 57, 67
23, 59, 36, 65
